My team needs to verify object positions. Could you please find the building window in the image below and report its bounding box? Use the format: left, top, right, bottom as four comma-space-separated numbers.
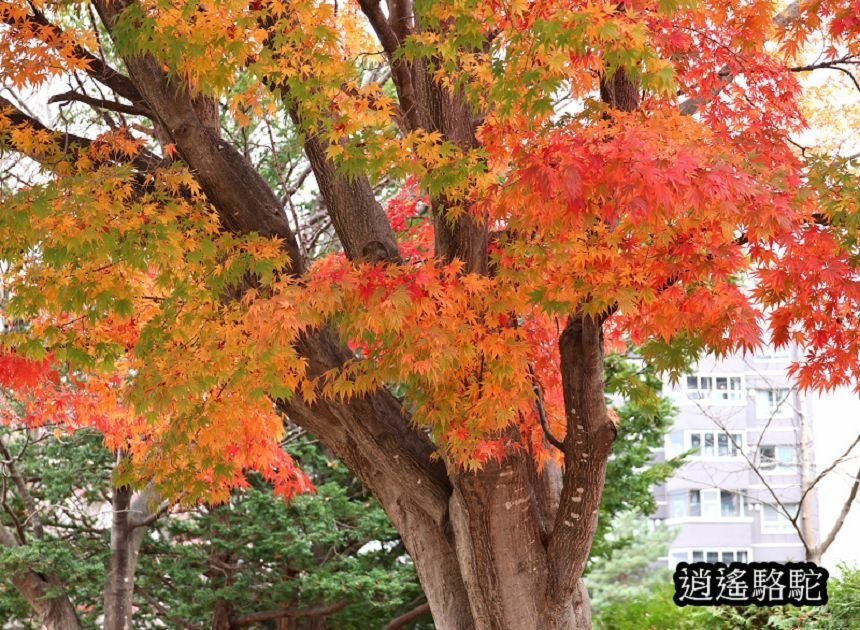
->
686, 375, 743, 401
758, 445, 797, 470
689, 431, 743, 457
690, 490, 702, 517
721, 491, 742, 517
671, 549, 749, 567
762, 503, 799, 533
756, 388, 793, 418
669, 489, 746, 519
670, 491, 688, 518
670, 551, 688, 567
665, 431, 684, 458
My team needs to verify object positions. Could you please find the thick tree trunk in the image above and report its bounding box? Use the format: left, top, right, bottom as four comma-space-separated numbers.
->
88, 5, 620, 627
366, 316, 613, 629
212, 599, 235, 630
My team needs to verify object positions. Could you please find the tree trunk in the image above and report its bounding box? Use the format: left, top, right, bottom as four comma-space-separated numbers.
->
0, 523, 83, 629
348, 316, 612, 629
104, 485, 135, 630
212, 598, 235, 630
87, 4, 621, 626
9, 574, 83, 630
103, 476, 163, 629
795, 390, 818, 561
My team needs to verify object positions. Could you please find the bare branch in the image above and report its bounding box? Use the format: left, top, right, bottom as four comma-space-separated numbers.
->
790, 64, 860, 94
528, 364, 564, 451
814, 463, 860, 557
384, 602, 431, 630
136, 588, 199, 630
128, 499, 171, 530
48, 90, 151, 118
0, 438, 44, 539
799, 432, 860, 508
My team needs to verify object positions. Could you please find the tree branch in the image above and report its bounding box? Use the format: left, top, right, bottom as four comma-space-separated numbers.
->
136, 588, 198, 630
128, 498, 171, 530
92, 0, 302, 262
0, 519, 83, 628
678, 2, 802, 116
48, 90, 151, 118
799, 432, 860, 509
94, 0, 453, 534
0, 439, 45, 540
254, 7, 401, 262
0, 95, 162, 171
384, 601, 431, 630
790, 64, 860, 94
528, 364, 564, 451
356, 0, 423, 131
813, 462, 860, 558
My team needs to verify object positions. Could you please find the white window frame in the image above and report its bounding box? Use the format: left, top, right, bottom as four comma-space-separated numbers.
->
667, 489, 748, 522
668, 547, 752, 568
756, 388, 794, 419
761, 502, 800, 534
683, 373, 745, 404
757, 444, 798, 474
685, 430, 744, 459
664, 430, 685, 458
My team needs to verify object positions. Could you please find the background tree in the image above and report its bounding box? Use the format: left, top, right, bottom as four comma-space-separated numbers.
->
0, 420, 425, 629
584, 510, 676, 613
589, 354, 683, 561
0, 1, 858, 628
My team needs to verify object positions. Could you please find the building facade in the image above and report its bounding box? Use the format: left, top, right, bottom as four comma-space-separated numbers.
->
653, 347, 817, 567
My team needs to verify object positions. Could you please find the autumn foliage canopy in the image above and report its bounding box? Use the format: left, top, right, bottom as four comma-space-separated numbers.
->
0, 0, 858, 507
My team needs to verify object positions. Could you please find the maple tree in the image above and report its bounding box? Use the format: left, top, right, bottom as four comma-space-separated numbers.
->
0, 0, 858, 627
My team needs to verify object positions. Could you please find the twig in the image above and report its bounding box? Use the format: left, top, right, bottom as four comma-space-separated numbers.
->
527, 364, 564, 451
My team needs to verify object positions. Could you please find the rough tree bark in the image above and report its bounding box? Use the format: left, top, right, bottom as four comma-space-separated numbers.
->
103, 484, 135, 630
17, 2, 636, 627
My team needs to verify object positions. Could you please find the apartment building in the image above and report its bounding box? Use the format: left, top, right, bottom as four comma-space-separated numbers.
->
652, 346, 817, 567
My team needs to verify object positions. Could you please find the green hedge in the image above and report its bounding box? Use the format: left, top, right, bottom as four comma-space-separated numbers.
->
594, 565, 860, 629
